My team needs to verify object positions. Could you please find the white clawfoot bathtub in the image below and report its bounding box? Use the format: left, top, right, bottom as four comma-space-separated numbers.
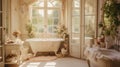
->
26, 38, 64, 55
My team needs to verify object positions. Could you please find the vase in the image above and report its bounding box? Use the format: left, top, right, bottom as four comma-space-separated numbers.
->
61, 48, 67, 57
105, 36, 114, 48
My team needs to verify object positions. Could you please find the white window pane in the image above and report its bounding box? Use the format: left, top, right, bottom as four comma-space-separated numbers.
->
31, 0, 61, 35
47, 10, 60, 33
47, 25, 57, 33
47, 10, 60, 25
38, 26, 44, 33
47, 25, 53, 33
33, 24, 44, 33
32, 9, 44, 24
32, 9, 44, 33
32, 0, 44, 7
71, 33, 80, 44
73, 0, 80, 8
47, 0, 61, 7
32, 18, 37, 24
85, 0, 96, 15
72, 1, 80, 44
32, 21, 44, 33
72, 17, 80, 33
72, 9, 80, 16
32, 9, 44, 17
85, 16, 95, 37
72, 9, 80, 33
48, 10, 59, 17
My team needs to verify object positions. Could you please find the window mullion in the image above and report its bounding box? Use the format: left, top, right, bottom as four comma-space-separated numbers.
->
31, 0, 61, 35
44, 0, 47, 33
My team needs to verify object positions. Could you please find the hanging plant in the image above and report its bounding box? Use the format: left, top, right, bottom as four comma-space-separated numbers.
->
99, 0, 120, 38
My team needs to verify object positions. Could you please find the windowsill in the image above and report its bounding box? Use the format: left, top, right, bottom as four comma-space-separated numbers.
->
72, 37, 93, 40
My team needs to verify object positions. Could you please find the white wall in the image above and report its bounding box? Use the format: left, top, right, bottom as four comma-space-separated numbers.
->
10, 0, 35, 39
11, 0, 20, 37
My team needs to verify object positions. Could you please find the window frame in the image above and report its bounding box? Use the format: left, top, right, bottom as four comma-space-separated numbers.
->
72, 0, 80, 34
30, 0, 62, 34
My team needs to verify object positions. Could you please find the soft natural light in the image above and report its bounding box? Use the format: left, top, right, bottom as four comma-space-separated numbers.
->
39, 10, 44, 17
27, 62, 41, 67
45, 62, 56, 65
27, 65, 39, 67
44, 62, 56, 67
31, 0, 61, 34
19, 62, 28, 67
48, 10, 53, 14
48, 2, 53, 7
74, 1, 80, 7
29, 62, 41, 65
39, 2, 44, 7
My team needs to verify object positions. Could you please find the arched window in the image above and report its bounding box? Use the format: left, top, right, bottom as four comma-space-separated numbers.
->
30, 0, 62, 35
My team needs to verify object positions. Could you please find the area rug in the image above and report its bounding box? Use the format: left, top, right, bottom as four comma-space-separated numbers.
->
28, 56, 57, 62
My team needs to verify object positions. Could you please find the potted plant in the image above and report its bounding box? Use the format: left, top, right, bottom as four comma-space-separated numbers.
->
55, 24, 68, 38
26, 22, 35, 38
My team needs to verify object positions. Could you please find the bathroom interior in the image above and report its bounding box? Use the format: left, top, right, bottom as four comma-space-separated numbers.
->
0, 0, 120, 67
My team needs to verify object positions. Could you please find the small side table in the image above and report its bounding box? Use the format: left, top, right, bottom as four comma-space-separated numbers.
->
5, 44, 21, 67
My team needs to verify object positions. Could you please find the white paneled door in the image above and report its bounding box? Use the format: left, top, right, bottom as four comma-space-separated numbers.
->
69, 0, 97, 58
70, 0, 81, 58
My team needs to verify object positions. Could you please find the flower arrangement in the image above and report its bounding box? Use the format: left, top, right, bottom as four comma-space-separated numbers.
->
12, 31, 21, 38
55, 24, 69, 57
56, 24, 68, 38
96, 35, 105, 48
